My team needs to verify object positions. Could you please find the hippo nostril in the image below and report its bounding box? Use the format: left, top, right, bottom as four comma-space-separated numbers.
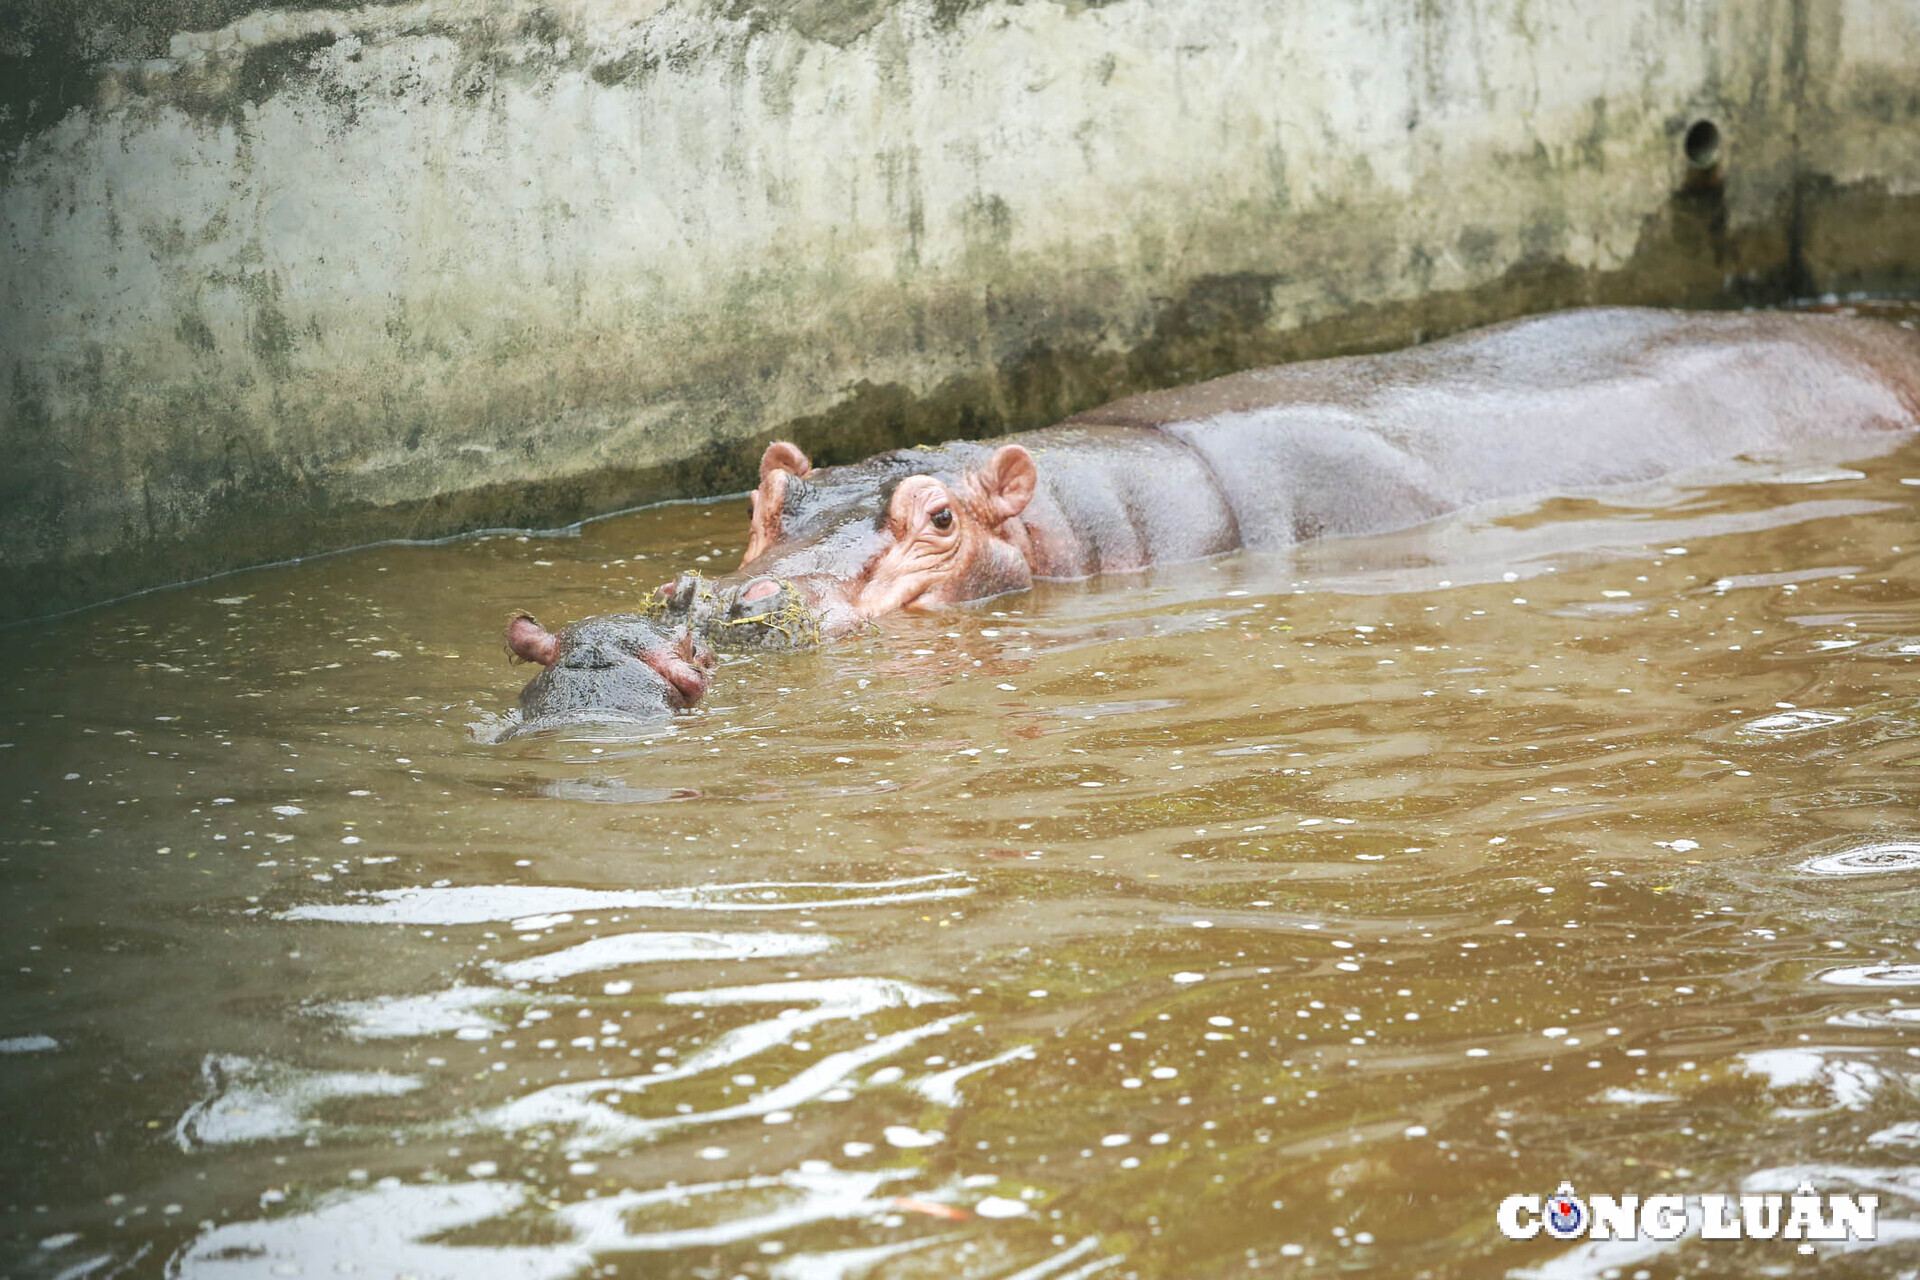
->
730, 577, 790, 620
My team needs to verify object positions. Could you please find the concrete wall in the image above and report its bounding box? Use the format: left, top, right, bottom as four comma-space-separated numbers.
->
3, 0, 1917, 617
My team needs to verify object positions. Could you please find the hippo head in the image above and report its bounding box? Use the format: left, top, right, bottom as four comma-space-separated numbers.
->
499, 612, 714, 737
662, 440, 1039, 647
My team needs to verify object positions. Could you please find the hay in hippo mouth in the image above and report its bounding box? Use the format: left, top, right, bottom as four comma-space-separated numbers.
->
642, 571, 826, 651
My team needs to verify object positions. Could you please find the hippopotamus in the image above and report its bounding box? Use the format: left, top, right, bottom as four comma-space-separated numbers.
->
488, 612, 714, 740
661, 306, 1920, 647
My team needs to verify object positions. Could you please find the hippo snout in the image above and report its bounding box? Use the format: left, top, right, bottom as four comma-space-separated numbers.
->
645, 569, 826, 650
729, 576, 790, 618
712, 573, 824, 647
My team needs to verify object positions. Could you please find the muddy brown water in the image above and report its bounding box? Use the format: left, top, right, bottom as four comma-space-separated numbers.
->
7, 311, 1920, 1280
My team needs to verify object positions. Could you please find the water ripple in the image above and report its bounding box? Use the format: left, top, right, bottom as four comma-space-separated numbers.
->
1827, 1006, 1920, 1029
1816, 964, 1920, 987
281, 872, 973, 925
321, 986, 517, 1039
1797, 840, 1920, 877
174, 1054, 421, 1151
489, 930, 834, 982
1737, 1047, 1889, 1110
485, 978, 962, 1146
1740, 709, 1849, 736
488, 1014, 968, 1146
176, 1182, 571, 1279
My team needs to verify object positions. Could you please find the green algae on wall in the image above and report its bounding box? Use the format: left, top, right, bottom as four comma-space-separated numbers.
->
1, 0, 1916, 618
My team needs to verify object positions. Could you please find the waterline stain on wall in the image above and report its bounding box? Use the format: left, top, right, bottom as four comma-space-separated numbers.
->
1, 0, 1916, 617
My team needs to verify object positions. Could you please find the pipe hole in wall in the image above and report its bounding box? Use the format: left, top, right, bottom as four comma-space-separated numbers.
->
1684, 119, 1722, 170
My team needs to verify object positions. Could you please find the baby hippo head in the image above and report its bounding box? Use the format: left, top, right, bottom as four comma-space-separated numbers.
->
501, 612, 714, 736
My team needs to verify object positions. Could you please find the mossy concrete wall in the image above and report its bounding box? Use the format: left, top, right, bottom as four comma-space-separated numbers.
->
3, 0, 1917, 617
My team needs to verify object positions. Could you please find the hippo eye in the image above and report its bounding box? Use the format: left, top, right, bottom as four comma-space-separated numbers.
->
930, 507, 954, 531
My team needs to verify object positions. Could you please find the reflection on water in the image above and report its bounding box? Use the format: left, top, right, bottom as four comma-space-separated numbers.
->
7, 375, 1920, 1276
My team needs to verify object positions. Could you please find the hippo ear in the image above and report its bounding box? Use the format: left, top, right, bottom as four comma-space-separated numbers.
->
506, 613, 560, 666
978, 444, 1036, 523
760, 441, 812, 482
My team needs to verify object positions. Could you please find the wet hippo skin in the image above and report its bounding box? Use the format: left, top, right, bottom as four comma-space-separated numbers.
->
672, 307, 1920, 645
488, 613, 714, 740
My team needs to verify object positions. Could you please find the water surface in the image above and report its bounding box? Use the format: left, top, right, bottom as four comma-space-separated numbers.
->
7, 315, 1920, 1279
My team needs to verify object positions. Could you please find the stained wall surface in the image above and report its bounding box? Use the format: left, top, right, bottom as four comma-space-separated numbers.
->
3, 0, 1916, 615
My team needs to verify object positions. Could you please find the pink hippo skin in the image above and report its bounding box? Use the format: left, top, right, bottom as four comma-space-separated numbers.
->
679, 307, 1920, 645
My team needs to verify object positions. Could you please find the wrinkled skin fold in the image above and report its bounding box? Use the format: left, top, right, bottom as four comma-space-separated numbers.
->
484, 612, 714, 741
661, 307, 1920, 650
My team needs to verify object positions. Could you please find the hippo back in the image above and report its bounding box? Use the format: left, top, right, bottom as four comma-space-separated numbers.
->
1066, 308, 1920, 549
